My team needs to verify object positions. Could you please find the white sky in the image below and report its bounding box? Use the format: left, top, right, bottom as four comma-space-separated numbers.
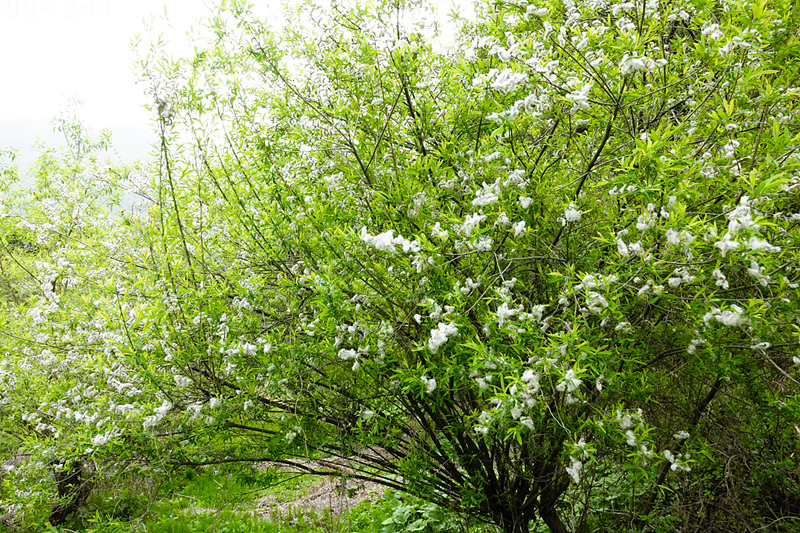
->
0, 0, 257, 165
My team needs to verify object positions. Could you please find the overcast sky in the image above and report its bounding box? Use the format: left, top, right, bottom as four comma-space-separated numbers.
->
0, 0, 468, 172
0, 0, 265, 167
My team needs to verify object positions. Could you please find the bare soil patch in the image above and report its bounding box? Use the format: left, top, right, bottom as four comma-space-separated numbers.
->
255, 457, 386, 521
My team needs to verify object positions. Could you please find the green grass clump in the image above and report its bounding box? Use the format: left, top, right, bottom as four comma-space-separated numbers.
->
29, 466, 493, 533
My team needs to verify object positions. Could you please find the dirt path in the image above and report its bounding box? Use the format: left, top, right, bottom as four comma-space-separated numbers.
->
255, 456, 387, 521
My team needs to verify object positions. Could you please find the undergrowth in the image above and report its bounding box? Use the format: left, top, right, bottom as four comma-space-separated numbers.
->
1, 465, 492, 533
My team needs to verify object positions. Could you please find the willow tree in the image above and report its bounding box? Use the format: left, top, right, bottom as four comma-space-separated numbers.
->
3, 0, 800, 531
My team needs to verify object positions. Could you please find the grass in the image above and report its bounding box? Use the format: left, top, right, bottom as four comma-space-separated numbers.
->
0, 461, 495, 533
26, 465, 380, 533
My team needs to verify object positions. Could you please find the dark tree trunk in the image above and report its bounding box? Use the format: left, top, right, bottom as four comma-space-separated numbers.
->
540, 504, 569, 533
539, 473, 571, 533
49, 460, 93, 526
497, 512, 531, 533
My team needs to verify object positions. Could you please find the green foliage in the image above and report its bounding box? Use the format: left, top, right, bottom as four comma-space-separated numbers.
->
83, 510, 281, 533
2, 0, 800, 532
379, 491, 464, 533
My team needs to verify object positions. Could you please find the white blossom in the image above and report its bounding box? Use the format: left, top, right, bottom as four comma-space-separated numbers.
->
617, 239, 629, 256
431, 222, 449, 239
727, 198, 758, 234
91, 431, 114, 447
461, 213, 487, 236
566, 83, 592, 111
494, 211, 511, 228
703, 305, 749, 327
566, 457, 582, 483
619, 54, 647, 74
595, 374, 605, 391
666, 228, 694, 247
428, 322, 458, 353
490, 68, 527, 93
472, 236, 493, 251
721, 36, 753, 56
563, 203, 582, 224
664, 449, 691, 472
746, 259, 771, 286
612, 2, 636, 16
521, 369, 541, 392
557, 369, 581, 393
143, 400, 172, 429
472, 181, 501, 206
496, 302, 520, 327
240, 342, 257, 356
722, 139, 740, 158
668, 267, 696, 288
746, 236, 780, 253
701, 22, 724, 40
187, 403, 203, 422
712, 269, 729, 289
489, 44, 512, 62
173, 375, 191, 388
636, 211, 654, 231
526, 4, 549, 17
714, 232, 740, 257
338, 348, 357, 360
360, 227, 420, 253
585, 291, 609, 314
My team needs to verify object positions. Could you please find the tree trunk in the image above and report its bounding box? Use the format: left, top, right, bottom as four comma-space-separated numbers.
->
496, 512, 530, 533
49, 460, 93, 526
539, 474, 570, 533
540, 505, 569, 533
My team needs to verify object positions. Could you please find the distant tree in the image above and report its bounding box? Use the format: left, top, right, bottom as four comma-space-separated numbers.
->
0, 107, 137, 527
